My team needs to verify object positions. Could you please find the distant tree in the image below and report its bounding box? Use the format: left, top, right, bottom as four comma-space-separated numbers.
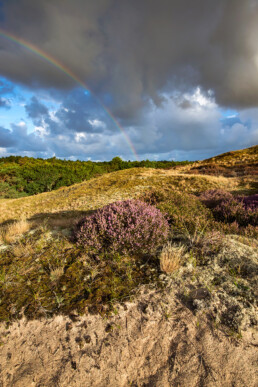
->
110, 156, 123, 170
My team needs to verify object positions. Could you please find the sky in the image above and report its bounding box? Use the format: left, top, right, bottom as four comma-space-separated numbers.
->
0, 0, 257, 161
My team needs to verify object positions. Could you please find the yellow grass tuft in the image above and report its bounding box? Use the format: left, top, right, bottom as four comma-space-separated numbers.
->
50, 267, 64, 283
12, 241, 35, 257
160, 242, 184, 274
0, 219, 31, 245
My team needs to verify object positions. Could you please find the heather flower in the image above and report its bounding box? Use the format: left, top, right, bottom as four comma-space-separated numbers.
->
199, 189, 233, 209
241, 194, 258, 210
73, 199, 169, 255
199, 190, 258, 227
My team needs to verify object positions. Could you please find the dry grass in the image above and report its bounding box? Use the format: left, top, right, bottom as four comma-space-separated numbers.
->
203, 145, 258, 166
50, 267, 65, 283
160, 242, 184, 274
187, 146, 258, 178
0, 219, 31, 245
12, 241, 35, 257
0, 168, 245, 227
0, 146, 256, 227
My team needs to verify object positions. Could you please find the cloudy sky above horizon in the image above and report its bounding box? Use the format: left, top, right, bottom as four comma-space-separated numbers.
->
0, 0, 258, 161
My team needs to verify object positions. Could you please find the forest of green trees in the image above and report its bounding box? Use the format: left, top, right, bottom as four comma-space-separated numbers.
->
0, 156, 191, 198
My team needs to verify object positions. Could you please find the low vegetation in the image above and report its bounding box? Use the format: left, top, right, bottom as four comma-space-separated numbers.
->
199, 190, 258, 226
189, 145, 258, 178
159, 242, 184, 274
0, 168, 242, 225
74, 199, 169, 256
0, 219, 31, 245
0, 146, 257, 335
0, 226, 162, 320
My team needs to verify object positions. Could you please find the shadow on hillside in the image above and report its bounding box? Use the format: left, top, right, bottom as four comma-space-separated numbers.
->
0, 209, 94, 229
29, 209, 94, 229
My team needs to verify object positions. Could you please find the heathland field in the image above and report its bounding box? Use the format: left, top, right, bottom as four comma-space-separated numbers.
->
0, 146, 257, 386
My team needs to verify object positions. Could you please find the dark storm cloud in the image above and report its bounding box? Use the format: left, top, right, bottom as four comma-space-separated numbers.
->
0, 97, 10, 108
0, 0, 258, 118
53, 90, 109, 134
0, 123, 47, 152
0, 126, 16, 146
25, 96, 48, 119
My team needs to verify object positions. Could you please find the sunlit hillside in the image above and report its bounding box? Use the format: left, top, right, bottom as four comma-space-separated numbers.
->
188, 145, 258, 177
1, 0, 258, 384
0, 146, 256, 226
0, 167, 247, 226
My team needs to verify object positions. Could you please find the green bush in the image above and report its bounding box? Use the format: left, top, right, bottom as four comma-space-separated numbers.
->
142, 188, 213, 237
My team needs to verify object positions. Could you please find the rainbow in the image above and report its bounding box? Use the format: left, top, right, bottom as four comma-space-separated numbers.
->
0, 28, 139, 160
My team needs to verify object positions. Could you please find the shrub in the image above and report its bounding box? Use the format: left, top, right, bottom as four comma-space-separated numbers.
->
73, 199, 169, 256
216, 222, 258, 238
215, 198, 256, 226
199, 189, 233, 209
242, 194, 258, 210
199, 190, 258, 227
142, 188, 213, 237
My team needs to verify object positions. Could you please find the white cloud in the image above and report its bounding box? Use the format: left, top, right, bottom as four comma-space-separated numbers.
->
34, 126, 49, 137
49, 110, 60, 123
88, 119, 106, 129
17, 121, 26, 127
75, 132, 86, 142
1, 86, 257, 161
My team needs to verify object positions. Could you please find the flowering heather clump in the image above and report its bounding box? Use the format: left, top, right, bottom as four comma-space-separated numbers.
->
241, 194, 258, 210
74, 199, 169, 256
199, 190, 258, 227
199, 189, 234, 209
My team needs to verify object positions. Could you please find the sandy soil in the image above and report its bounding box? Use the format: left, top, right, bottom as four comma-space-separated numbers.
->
0, 284, 257, 387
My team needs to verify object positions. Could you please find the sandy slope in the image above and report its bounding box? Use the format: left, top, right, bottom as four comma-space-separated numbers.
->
0, 285, 257, 387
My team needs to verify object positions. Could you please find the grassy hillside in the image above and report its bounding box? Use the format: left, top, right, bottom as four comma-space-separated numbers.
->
0, 155, 191, 199
188, 145, 258, 177
204, 145, 258, 164
0, 146, 256, 200
0, 167, 243, 225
